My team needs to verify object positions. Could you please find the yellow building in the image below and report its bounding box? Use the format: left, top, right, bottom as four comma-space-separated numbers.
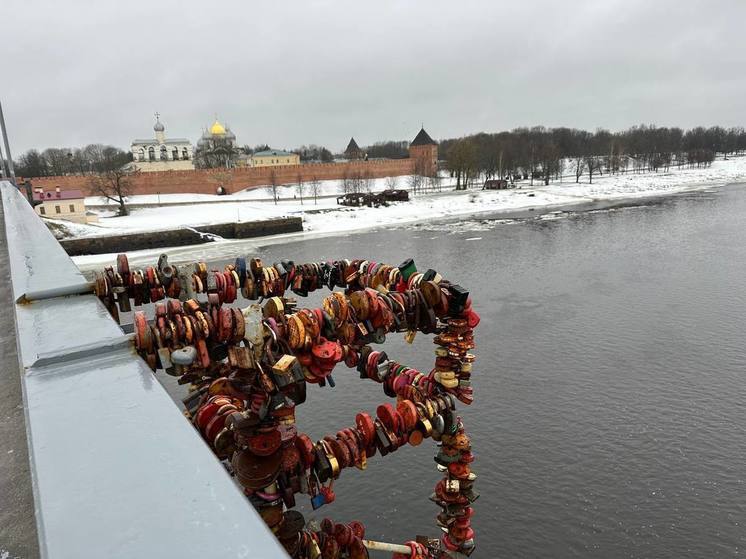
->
249, 149, 300, 167
32, 187, 97, 224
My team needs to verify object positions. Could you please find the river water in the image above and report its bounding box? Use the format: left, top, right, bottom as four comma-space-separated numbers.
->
163, 184, 746, 557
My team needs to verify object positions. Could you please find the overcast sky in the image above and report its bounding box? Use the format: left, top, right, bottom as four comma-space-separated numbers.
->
3, 0, 745, 154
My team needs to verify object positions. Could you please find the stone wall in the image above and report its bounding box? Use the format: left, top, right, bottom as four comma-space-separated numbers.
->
132, 160, 195, 173
23, 158, 416, 196
59, 217, 303, 256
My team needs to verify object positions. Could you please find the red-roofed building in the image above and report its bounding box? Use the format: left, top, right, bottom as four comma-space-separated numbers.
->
32, 186, 96, 224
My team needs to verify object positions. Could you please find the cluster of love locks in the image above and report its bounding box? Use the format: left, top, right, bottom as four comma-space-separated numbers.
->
94, 254, 480, 558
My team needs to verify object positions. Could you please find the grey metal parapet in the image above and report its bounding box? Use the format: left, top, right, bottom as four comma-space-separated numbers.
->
0, 181, 288, 558
1, 180, 91, 304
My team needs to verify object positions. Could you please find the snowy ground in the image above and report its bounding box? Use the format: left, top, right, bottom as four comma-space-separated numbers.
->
68, 156, 746, 269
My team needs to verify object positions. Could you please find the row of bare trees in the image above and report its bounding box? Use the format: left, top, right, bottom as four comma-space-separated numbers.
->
15, 144, 134, 178
292, 145, 334, 163
405, 173, 442, 194
340, 168, 441, 195
265, 170, 322, 205
364, 141, 409, 159
341, 169, 374, 194
265, 169, 439, 204
443, 125, 744, 187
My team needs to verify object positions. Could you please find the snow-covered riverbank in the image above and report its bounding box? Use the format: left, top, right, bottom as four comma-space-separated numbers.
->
68, 156, 746, 270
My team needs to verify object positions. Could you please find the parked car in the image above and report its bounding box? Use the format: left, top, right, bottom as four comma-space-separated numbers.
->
378, 189, 409, 202
337, 193, 386, 207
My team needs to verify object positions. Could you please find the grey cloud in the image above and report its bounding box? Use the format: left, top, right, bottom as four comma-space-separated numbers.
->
3, 0, 745, 154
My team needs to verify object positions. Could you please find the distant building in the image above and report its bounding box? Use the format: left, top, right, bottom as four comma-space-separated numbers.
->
195, 119, 241, 168
32, 187, 97, 224
408, 127, 438, 176
345, 137, 365, 160
249, 149, 300, 168
130, 114, 194, 172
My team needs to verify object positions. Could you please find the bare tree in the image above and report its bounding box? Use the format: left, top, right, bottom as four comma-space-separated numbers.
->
309, 176, 321, 205
384, 175, 398, 190
42, 148, 73, 176
362, 169, 373, 193
194, 137, 240, 169
574, 158, 585, 183
87, 148, 135, 216
556, 158, 565, 182
620, 153, 630, 174
342, 169, 352, 194
16, 149, 48, 177
585, 155, 600, 184
295, 145, 334, 162
343, 170, 363, 194
353, 171, 364, 194
407, 173, 423, 194
80, 144, 108, 174
539, 141, 561, 185
295, 172, 304, 205
266, 169, 279, 204
447, 139, 477, 190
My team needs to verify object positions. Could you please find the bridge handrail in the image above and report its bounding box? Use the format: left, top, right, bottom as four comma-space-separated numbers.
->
0, 180, 287, 558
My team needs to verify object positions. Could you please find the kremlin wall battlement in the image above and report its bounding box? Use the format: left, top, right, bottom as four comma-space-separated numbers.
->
23, 127, 439, 197
23, 157, 418, 196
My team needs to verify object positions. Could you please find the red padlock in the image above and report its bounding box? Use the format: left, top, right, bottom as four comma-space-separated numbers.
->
355, 412, 375, 446
319, 484, 335, 504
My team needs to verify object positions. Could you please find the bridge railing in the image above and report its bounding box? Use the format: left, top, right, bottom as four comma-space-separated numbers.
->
0, 180, 288, 558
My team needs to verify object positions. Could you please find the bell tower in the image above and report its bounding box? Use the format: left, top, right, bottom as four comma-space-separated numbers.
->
408, 127, 438, 176
154, 112, 165, 144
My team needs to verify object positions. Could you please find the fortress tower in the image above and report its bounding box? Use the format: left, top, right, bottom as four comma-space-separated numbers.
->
408, 127, 438, 176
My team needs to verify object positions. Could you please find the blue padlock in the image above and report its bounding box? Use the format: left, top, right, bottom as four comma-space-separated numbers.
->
310, 492, 326, 510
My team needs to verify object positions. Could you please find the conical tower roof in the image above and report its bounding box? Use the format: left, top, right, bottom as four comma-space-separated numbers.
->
345, 137, 361, 154
410, 127, 437, 146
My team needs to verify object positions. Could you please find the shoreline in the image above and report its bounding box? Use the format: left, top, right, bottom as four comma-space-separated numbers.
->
71, 180, 742, 272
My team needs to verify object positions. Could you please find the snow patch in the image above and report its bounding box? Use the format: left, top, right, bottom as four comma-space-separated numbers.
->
70, 156, 746, 269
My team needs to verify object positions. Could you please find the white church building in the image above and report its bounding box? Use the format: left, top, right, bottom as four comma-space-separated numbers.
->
130, 114, 194, 172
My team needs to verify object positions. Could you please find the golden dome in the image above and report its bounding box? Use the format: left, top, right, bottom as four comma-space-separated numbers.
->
210, 120, 226, 135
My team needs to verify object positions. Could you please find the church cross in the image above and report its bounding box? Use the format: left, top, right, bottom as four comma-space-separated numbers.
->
155, 111, 161, 121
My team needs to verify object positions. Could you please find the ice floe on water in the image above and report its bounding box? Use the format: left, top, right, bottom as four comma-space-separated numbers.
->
403, 218, 519, 234
538, 211, 567, 221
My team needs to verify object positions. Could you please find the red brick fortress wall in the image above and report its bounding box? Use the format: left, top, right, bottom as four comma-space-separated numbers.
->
22, 158, 418, 196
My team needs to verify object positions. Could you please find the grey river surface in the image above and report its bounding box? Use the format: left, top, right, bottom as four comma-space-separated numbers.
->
158, 184, 746, 557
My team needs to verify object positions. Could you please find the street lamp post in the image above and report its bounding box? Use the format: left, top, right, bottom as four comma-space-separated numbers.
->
0, 140, 6, 180
0, 99, 16, 184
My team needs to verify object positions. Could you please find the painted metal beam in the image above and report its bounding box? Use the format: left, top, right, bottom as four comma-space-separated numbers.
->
0, 181, 89, 303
